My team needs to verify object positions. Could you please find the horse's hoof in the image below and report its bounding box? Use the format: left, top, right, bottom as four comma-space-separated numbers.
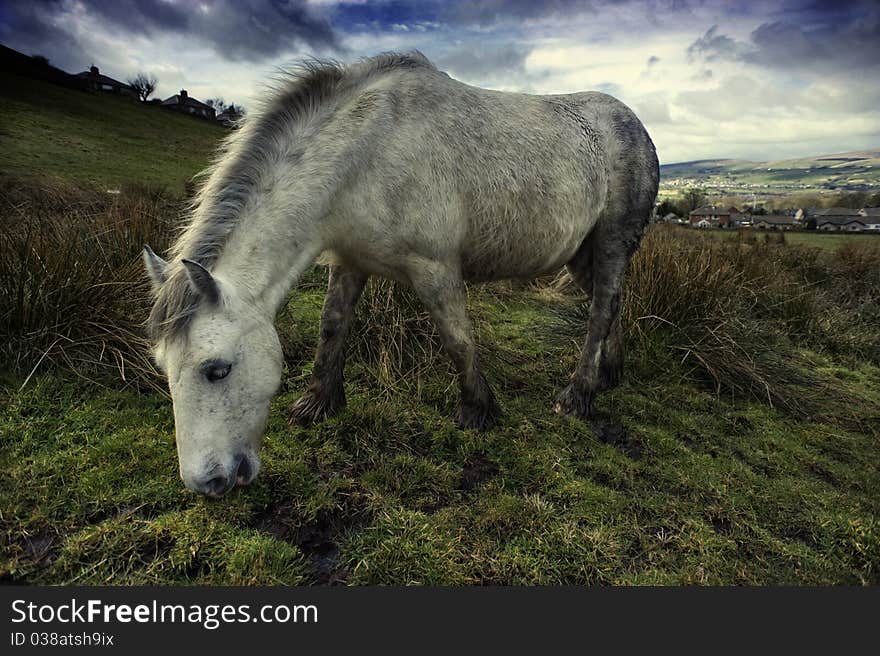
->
455, 399, 500, 431
288, 389, 345, 427
554, 382, 594, 420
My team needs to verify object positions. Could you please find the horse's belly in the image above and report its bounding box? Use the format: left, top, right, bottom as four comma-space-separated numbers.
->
460, 212, 594, 281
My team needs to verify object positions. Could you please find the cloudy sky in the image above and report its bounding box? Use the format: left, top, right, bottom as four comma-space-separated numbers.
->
2, 0, 878, 163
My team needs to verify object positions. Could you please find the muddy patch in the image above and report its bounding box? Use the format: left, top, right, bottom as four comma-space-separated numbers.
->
252, 502, 370, 585
292, 518, 344, 584
3, 530, 59, 582
706, 513, 733, 535
458, 453, 500, 492
591, 420, 642, 459
22, 531, 55, 565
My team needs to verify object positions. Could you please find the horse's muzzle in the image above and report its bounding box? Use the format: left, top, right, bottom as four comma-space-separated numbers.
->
187, 453, 257, 497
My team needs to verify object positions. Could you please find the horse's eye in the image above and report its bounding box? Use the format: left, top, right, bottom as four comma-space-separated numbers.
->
201, 360, 231, 382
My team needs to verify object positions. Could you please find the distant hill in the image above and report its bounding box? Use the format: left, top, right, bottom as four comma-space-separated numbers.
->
0, 71, 226, 191
660, 149, 880, 196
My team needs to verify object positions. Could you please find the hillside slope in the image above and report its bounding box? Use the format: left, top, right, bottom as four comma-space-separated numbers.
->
0, 72, 225, 190
660, 149, 880, 195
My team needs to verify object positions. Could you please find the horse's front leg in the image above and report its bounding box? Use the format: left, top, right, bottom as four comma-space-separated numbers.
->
290, 264, 367, 427
409, 261, 500, 431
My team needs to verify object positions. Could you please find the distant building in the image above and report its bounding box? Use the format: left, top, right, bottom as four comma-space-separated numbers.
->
161, 89, 216, 120
858, 207, 880, 231
809, 207, 867, 232
688, 206, 743, 228
807, 207, 861, 220
659, 212, 684, 224
75, 65, 136, 98
816, 217, 866, 231
752, 215, 799, 230
216, 105, 244, 127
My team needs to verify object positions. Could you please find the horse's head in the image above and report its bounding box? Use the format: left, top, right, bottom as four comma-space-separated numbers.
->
143, 246, 283, 497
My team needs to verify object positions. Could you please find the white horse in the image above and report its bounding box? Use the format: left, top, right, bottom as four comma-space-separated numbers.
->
143, 52, 658, 497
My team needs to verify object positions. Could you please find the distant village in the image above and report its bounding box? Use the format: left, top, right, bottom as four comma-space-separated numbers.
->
1, 44, 243, 126
658, 205, 880, 232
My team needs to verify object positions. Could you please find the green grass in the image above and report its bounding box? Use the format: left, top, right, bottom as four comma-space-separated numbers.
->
2, 281, 878, 585
689, 227, 879, 252
770, 232, 880, 251
0, 72, 225, 191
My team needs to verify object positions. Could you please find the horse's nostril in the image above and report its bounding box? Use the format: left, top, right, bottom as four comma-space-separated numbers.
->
203, 475, 230, 497
235, 455, 252, 485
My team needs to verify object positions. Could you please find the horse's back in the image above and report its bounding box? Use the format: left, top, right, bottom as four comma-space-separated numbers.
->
327, 66, 656, 281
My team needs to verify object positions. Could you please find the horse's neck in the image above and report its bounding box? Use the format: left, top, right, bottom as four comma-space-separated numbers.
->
206, 95, 368, 318
211, 177, 329, 319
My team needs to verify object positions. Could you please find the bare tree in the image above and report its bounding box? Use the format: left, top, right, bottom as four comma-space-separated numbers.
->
206, 98, 227, 113
128, 72, 158, 102
679, 187, 707, 214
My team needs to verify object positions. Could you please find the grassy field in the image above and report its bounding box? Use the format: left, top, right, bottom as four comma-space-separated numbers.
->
2, 261, 878, 585
0, 72, 225, 191
685, 227, 880, 252
1, 76, 878, 585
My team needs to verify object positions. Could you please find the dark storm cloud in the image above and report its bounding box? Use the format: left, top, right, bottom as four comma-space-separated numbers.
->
93, 0, 341, 60
328, 0, 612, 31
0, 1, 89, 69
440, 0, 598, 26
746, 17, 880, 72
0, 0, 341, 66
686, 1, 880, 75
81, 0, 190, 33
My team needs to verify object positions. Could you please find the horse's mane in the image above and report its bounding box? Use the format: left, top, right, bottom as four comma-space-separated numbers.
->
147, 51, 435, 341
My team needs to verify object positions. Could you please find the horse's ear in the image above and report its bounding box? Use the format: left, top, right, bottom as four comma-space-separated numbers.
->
181, 259, 220, 305
142, 245, 168, 293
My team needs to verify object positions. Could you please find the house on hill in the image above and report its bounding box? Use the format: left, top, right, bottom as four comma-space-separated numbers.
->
859, 207, 880, 231
810, 207, 866, 232
216, 105, 244, 127
688, 206, 743, 228
161, 89, 216, 120
807, 207, 860, 220
816, 216, 866, 231
752, 215, 799, 230
75, 65, 136, 98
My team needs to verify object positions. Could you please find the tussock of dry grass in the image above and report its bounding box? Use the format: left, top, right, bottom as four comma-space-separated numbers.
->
347, 277, 529, 395
546, 225, 880, 425
350, 278, 443, 386
0, 181, 179, 390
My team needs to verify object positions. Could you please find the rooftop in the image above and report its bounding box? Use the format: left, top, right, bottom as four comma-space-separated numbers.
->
753, 215, 798, 224
161, 89, 213, 111
75, 65, 131, 89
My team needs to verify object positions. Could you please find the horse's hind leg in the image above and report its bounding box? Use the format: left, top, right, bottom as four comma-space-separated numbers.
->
409, 261, 500, 431
290, 264, 367, 427
555, 227, 629, 419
